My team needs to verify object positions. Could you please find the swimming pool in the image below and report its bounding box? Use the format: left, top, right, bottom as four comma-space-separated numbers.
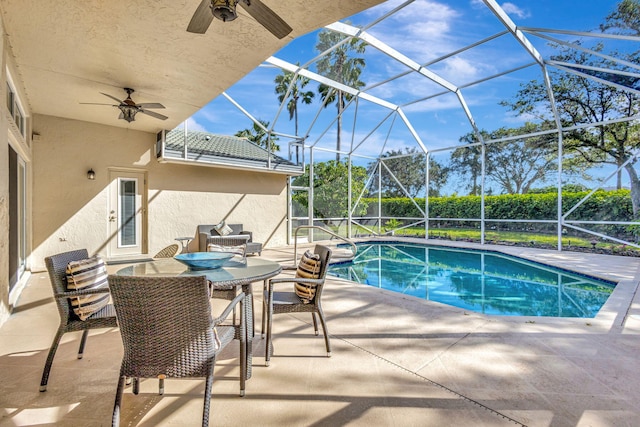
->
328, 242, 616, 318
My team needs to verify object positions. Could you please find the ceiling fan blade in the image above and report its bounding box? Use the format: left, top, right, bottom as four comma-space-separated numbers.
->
140, 109, 168, 120
187, 0, 215, 33
100, 92, 125, 103
80, 102, 116, 106
239, 0, 292, 39
137, 102, 165, 109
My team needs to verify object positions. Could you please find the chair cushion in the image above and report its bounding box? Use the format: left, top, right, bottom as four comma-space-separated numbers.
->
294, 250, 322, 303
212, 221, 233, 236
66, 256, 110, 320
207, 243, 246, 257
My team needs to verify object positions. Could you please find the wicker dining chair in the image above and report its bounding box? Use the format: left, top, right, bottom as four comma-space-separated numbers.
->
41, 249, 118, 392
108, 274, 246, 427
262, 244, 332, 366
152, 243, 180, 258
207, 243, 249, 326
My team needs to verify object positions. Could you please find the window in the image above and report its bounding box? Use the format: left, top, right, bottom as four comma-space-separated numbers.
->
6, 75, 25, 137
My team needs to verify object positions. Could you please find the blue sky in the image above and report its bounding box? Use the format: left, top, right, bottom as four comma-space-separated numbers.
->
182, 0, 631, 175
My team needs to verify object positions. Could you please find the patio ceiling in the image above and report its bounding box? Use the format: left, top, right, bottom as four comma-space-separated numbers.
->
0, 0, 385, 133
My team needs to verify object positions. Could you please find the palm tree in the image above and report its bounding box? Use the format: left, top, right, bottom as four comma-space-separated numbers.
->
235, 119, 280, 152
274, 67, 315, 136
315, 26, 366, 161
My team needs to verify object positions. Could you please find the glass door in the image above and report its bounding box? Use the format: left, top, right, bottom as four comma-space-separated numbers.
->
108, 170, 146, 257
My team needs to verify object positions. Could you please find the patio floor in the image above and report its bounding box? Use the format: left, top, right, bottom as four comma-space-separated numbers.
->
2, 239, 640, 426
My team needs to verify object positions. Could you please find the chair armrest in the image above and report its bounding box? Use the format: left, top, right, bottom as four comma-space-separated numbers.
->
211, 291, 245, 326
239, 230, 253, 242
199, 231, 210, 252
268, 277, 325, 290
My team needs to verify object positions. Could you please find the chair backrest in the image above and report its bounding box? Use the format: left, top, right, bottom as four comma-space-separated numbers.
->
107, 275, 215, 378
45, 249, 90, 321
309, 244, 332, 303
153, 243, 180, 258
312, 244, 332, 281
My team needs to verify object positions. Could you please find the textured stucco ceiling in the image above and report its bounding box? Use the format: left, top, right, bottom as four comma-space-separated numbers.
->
0, 0, 384, 133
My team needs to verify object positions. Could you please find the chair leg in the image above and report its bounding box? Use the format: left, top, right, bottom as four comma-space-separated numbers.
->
202, 367, 214, 427
261, 280, 267, 338
112, 374, 126, 427
265, 299, 273, 367
250, 292, 255, 338
40, 328, 65, 391
311, 312, 319, 336
316, 307, 332, 357
77, 329, 89, 359
132, 378, 139, 395
239, 298, 246, 395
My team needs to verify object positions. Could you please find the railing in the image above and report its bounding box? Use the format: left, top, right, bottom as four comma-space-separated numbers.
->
293, 225, 357, 264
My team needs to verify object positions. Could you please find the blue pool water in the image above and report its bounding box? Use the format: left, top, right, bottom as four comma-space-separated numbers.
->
328, 242, 616, 318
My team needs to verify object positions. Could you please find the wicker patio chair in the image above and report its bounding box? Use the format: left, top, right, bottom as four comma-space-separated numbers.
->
207, 243, 247, 313
152, 243, 180, 258
41, 249, 118, 392
262, 244, 332, 366
108, 274, 246, 427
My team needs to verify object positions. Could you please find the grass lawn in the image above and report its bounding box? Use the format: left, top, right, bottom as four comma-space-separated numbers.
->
327, 223, 640, 256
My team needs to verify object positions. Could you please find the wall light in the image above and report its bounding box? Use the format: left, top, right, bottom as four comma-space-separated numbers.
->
87, 169, 96, 180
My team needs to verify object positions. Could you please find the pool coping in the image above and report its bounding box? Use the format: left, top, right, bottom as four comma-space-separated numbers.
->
329, 237, 640, 330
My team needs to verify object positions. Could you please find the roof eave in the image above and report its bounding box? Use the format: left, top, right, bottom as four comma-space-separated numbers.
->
157, 155, 304, 177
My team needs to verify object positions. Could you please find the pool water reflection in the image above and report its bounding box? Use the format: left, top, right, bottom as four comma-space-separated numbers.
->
328, 243, 616, 318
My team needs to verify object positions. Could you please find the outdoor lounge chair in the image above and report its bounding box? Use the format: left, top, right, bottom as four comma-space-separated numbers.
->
197, 223, 263, 255
262, 244, 332, 366
108, 274, 246, 427
41, 249, 118, 392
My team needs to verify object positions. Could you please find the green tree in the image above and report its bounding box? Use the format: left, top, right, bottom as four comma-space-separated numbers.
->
315, 26, 367, 161
235, 119, 280, 152
369, 147, 449, 197
292, 160, 369, 218
449, 131, 489, 196
450, 124, 559, 195
486, 125, 559, 194
274, 66, 315, 136
502, 43, 640, 212
601, 0, 640, 35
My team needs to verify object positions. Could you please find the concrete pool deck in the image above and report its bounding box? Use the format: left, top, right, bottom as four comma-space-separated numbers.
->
1, 239, 639, 426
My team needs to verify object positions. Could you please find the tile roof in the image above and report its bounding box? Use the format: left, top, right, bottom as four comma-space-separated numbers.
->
159, 129, 302, 175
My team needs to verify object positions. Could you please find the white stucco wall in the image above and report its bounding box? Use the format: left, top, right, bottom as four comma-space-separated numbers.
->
30, 114, 289, 272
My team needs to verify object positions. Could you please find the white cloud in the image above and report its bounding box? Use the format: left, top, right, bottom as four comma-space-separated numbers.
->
438, 56, 482, 83
185, 116, 207, 132
500, 2, 530, 19
365, 0, 460, 61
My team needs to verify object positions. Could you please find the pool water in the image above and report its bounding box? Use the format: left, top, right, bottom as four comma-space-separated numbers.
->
328, 243, 616, 318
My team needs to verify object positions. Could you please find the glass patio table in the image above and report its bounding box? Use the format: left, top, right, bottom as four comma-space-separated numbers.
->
115, 256, 282, 379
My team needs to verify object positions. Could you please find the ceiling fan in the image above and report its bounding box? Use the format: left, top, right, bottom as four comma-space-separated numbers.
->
81, 88, 168, 123
187, 0, 292, 39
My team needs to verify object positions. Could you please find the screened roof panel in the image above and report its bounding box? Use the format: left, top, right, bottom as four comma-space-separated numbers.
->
182, 0, 639, 169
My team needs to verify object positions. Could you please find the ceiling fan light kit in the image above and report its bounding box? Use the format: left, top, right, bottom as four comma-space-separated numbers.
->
80, 87, 168, 123
187, 0, 292, 39
211, 0, 238, 22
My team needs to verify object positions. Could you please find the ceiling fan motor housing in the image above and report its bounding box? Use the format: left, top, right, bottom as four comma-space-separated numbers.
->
211, 0, 238, 22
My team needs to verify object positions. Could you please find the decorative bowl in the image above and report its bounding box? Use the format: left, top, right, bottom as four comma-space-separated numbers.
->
174, 252, 234, 270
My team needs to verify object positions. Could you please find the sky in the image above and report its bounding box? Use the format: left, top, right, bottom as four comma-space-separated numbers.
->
180, 0, 635, 193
